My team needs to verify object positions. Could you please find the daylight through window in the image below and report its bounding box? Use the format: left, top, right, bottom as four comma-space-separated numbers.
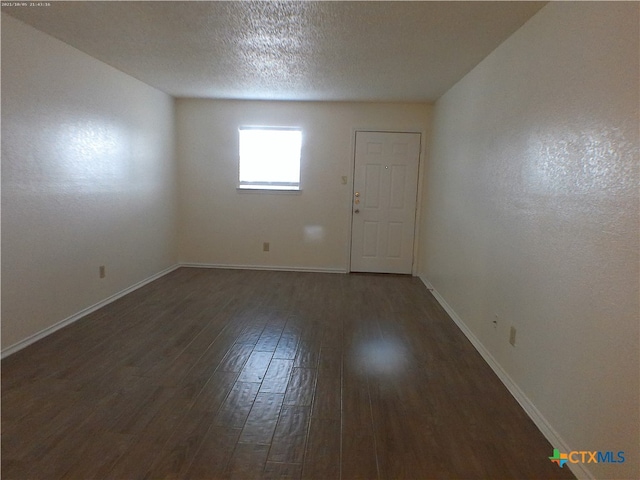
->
238, 127, 302, 190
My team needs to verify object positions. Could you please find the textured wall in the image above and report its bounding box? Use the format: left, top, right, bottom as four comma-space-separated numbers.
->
176, 99, 430, 271
1, 15, 178, 350
419, 3, 639, 478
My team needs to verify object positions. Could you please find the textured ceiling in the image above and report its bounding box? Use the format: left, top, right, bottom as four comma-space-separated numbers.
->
2, 1, 546, 102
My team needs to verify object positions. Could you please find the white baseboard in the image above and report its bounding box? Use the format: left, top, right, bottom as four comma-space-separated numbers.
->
1, 264, 180, 359
179, 262, 347, 274
418, 274, 593, 480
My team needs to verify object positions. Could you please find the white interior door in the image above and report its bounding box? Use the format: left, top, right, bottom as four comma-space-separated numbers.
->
350, 131, 421, 274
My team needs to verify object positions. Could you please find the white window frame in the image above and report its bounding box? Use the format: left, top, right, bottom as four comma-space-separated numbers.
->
237, 126, 302, 191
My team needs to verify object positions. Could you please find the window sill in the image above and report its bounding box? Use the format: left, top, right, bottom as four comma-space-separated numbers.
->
236, 186, 303, 194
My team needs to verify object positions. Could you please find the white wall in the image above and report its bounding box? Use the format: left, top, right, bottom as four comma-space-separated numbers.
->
419, 3, 638, 479
1, 15, 178, 351
176, 99, 430, 271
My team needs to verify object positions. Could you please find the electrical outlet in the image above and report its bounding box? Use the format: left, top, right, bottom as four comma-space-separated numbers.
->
509, 326, 517, 346
99, 265, 106, 278
263, 242, 270, 252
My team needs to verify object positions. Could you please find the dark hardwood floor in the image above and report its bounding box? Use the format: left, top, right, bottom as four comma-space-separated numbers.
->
1, 268, 575, 479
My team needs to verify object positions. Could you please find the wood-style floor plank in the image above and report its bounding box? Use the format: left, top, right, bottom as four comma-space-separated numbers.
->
1, 268, 576, 479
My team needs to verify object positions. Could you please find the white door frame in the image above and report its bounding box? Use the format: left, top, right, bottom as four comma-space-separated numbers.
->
346, 128, 425, 275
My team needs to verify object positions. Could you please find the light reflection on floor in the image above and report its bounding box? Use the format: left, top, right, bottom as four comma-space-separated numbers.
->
349, 335, 409, 377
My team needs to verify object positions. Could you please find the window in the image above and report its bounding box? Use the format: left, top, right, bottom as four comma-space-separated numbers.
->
238, 126, 302, 191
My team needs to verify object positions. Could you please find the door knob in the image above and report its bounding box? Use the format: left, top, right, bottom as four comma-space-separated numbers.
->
354, 209, 360, 214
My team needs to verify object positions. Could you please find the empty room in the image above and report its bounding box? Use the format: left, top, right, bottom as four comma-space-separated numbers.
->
1, 1, 638, 479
